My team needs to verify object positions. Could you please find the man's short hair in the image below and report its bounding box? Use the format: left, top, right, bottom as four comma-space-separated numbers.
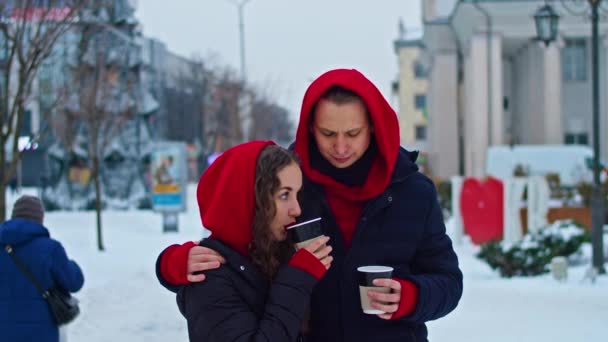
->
310, 86, 372, 127
320, 86, 363, 105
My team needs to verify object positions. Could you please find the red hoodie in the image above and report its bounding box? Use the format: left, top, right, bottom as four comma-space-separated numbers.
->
197, 141, 270, 256
294, 69, 400, 246
160, 141, 326, 284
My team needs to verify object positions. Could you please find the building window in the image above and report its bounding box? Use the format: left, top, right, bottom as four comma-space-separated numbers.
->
414, 94, 426, 110
413, 62, 427, 79
565, 132, 588, 145
562, 39, 587, 82
578, 133, 589, 145
20, 110, 32, 137
415, 125, 427, 140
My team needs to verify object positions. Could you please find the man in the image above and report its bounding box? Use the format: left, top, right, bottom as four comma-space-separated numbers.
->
156, 69, 462, 341
0, 195, 84, 342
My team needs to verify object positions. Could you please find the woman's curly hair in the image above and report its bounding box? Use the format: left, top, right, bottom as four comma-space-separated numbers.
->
249, 145, 300, 279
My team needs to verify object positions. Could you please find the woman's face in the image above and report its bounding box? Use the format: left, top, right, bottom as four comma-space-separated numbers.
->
269, 162, 302, 241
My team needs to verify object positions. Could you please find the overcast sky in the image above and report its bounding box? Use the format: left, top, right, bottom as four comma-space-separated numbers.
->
135, 1, 422, 122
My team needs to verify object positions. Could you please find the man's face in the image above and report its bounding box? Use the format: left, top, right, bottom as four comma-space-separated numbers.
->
311, 98, 372, 169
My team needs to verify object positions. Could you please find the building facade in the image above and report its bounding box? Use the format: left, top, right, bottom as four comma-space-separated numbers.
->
417, 0, 608, 179
394, 38, 430, 153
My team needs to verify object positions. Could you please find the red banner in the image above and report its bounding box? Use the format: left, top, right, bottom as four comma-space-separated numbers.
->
11, 7, 72, 21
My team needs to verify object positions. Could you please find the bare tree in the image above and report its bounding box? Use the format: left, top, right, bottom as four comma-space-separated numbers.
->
204, 68, 244, 154
0, 0, 83, 220
58, 7, 138, 251
248, 93, 293, 144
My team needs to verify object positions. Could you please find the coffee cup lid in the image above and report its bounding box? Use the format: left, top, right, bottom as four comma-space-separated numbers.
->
357, 266, 394, 273
286, 217, 321, 230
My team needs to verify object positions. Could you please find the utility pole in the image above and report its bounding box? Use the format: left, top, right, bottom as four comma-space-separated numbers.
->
226, 0, 250, 82
225, 0, 252, 142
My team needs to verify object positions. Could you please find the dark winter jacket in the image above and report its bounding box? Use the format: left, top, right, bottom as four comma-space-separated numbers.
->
290, 68, 462, 341
173, 141, 325, 341
177, 238, 318, 342
0, 218, 84, 342
299, 148, 462, 342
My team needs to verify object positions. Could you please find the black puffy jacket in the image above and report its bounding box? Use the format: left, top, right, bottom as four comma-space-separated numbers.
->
176, 238, 317, 342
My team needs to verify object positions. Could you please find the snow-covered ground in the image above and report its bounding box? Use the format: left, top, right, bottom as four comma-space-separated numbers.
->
6, 186, 608, 342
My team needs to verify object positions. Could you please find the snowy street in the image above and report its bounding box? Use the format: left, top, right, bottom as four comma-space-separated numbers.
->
7, 186, 607, 341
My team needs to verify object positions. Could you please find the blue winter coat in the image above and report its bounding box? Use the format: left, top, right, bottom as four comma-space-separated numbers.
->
297, 149, 463, 342
0, 218, 84, 342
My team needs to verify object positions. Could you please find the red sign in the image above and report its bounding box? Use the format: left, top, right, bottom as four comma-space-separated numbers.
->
11, 7, 72, 21
460, 177, 504, 245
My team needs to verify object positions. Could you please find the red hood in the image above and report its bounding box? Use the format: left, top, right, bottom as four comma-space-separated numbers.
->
294, 68, 400, 200
197, 140, 275, 256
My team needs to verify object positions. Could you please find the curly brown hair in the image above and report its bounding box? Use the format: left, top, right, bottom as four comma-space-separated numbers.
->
249, 145, 300, 279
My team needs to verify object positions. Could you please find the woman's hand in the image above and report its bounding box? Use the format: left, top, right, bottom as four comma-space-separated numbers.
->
302, 236, 333, 269
186, 244, 227, 282
367, 278, 402, 320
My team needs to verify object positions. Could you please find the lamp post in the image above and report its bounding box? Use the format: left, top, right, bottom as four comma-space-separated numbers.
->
226, 0, 250, 82
534, 0, 605, 274
225, 0, 252, 142
533, 4, 560, 45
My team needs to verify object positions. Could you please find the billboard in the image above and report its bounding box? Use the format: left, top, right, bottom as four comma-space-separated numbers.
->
151, 142, 187, 212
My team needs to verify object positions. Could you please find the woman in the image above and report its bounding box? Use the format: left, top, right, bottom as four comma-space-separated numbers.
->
177, 141, 333, 341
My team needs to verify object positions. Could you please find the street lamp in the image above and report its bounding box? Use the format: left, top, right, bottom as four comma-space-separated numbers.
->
534, 4, 560, 45
534, 0, 605, 274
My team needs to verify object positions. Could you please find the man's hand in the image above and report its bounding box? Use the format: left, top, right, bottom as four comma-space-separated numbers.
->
186, 244, 226, 282
367, 278, 402, 320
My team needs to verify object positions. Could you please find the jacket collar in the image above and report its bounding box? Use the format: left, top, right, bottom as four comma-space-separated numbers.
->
200, 239, 269, 294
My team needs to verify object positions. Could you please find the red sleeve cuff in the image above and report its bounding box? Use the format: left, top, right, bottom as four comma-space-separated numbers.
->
390, 278, 419, 320
288, 249, 327, 280
160, 241, 197, 285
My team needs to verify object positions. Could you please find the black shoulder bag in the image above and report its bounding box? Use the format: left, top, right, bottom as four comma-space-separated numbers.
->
4, 244, 80, 326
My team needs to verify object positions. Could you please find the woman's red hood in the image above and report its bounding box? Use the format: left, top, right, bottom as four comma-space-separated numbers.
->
294, 69, 400, 200
197, 140, 275, 256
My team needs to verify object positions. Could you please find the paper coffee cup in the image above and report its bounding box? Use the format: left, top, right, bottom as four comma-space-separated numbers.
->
287, 217, 323, 250
357, 265, 394, 315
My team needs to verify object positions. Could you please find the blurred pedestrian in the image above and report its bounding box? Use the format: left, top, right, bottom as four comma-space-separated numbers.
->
0, 195, 84, 342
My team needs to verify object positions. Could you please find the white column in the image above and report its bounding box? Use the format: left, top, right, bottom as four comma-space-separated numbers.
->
503, 178, 527, 244
463, 54, 474, 177
450, 176, 464, 245
489, 34, 504, 146
464, 34, 490, 177
428, 52, 459, 179
516, 44, 545, 144
542, 44, 562, 144
527, 176, 550, 234
465, 33, 502, 177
